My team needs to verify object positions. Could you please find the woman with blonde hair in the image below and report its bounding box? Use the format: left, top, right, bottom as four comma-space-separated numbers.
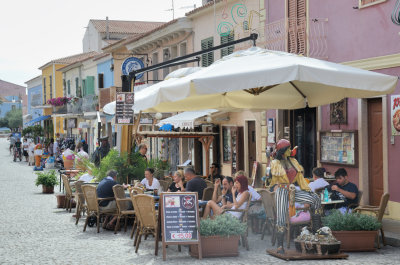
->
168, 170, 185, 192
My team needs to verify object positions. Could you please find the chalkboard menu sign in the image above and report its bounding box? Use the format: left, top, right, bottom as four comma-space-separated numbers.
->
160, 192, 202, 260
320, 130, 358, 167
115, 92, 134, 125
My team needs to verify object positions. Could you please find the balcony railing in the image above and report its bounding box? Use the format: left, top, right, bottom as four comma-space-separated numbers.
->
82, 94, 98, 112
263, 18, 328, 59
67, 98, 83, 114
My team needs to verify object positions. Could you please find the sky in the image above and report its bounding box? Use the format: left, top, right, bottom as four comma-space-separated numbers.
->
0, 0, 202, 86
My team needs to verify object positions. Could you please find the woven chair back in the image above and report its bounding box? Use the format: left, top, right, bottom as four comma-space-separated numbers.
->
259, 189, 276, 221
82, 185, 99, 213
164, 176, 173, 186
62, 174, 73, 197
113, 184, 130, 211
205, 180, 213, 189
135, 195, 157, 229
241, 193, 252, 223
158, 180, 169, 192
202, 187, 214, 201
132, 187, 144, 194
377, 193, 390, 221
74, 180, 85, 205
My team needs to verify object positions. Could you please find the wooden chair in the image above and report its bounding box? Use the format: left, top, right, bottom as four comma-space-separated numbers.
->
158, 180, 169, 192
202, 187, 214, 201
223, 194, 252, 250
74, 180, 86, 225
132, 194, 159, 255
112, 185, 135, 234
61, 174, 75, 212
259, 189, 276, 244
354, 193, 390, 248
81, 185, 116, 233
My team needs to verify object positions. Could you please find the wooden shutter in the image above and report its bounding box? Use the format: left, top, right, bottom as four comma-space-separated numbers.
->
287, 0, 306, 55
201, 37, 214, 67
67, 80, 70, 95
43, 78, 46, 102
221, 32, 234, 58
82, 80, 86, 97
86, 76, 95, 95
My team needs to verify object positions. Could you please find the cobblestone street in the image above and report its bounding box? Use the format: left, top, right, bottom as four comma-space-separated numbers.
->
0, 138, 399, 264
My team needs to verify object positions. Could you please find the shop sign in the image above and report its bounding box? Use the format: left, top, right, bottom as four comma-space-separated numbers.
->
115, 92, 134, 125
391, 95, 400, 136
121, 57, 144, 79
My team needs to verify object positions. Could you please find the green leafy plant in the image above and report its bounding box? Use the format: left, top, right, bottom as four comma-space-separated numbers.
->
199, 214, 247, 237
322, 210, 382, 231
22, 125, 44, 139
148, 157, 170, 178
35, 170, 59, 187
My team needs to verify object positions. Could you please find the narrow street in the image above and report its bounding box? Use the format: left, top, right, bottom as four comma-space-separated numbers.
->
0, 137, 399, 264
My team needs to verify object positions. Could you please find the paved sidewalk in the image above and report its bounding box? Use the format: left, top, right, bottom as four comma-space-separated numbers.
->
0, 138, 399, 264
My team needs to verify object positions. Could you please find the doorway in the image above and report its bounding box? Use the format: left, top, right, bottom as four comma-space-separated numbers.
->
283, 107, 317, 178
247, 121, 257, 174
367, 98, 383, 206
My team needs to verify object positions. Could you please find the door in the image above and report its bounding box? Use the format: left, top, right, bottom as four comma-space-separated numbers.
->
247, 121, 257, 172
368, 98, 383, 206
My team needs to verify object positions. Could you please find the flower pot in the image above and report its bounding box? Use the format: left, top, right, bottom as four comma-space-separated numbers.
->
189, 235, 240, 258
332, 230, 377, 252
42, 185, 54, 194
55, 194, 66, 208
64, 159, 74, 169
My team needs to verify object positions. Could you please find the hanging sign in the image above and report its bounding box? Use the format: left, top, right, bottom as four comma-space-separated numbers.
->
391, 95, 400, 136
121, 57, 145, 79
160, 192, 202, 260
115, 92, 134, 125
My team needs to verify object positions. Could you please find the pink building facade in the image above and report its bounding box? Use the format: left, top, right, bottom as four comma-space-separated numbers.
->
263, 0, 400, 219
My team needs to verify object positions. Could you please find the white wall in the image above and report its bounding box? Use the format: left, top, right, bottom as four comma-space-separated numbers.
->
83, 22, 101, 52
63, 67, 81, 97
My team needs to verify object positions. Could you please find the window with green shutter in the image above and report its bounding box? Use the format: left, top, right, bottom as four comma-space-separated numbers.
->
75, 77, 79, 97
221, 32, 234, 58
67, 80, 71, 96
86, 76, 95, 95
201, 37, 214, 67
82, 80, 86, 97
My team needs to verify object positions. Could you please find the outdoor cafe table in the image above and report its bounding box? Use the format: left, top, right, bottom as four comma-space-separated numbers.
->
58, 169, 81, 192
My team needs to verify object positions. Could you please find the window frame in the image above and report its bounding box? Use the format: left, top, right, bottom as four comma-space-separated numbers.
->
201, 37, 214, 67
359, 0, 386, 9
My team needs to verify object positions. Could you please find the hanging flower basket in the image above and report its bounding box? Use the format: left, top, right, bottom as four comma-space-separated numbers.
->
47, 97, 71, 107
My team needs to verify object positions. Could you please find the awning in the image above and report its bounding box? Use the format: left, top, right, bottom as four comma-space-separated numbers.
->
24, 115, 51, 126
78, 122, 90, 129
157, 109, 218, 129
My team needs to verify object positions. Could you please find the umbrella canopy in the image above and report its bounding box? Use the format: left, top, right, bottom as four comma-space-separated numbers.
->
133, 47, 398, 112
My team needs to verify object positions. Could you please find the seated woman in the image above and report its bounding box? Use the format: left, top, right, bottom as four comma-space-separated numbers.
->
140, 168, 161, 191
168, 170, 185, 192
202, 175, 250, 219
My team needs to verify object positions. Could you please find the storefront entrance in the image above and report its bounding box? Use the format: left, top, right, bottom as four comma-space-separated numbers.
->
367, 98, 383, 206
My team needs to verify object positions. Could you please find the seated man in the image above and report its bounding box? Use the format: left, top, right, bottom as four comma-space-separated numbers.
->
208, 163, 223, 183
328, 168, 359, 213
96, 170, 119, 229
211, 177, 234, 205
308, 167, 329, 192
185, 167, 207, 199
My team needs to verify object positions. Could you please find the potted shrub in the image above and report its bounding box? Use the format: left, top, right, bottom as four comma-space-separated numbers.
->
35, 170, 59, 194
190, 214, 247, 258
323, 210, 381, 252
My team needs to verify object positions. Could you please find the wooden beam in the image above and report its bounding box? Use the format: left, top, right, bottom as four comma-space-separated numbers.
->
198, 136, 214, 176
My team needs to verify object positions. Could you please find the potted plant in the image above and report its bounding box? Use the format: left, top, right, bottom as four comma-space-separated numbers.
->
35, 170, 59, 194
323, 210, 381, 252
190, 214, 247, 258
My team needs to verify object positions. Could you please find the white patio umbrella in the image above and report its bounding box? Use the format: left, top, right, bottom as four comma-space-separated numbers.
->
133, 47, 398, 112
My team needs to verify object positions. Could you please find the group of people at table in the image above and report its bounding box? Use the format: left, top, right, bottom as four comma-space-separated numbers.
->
74, 139, 359, 255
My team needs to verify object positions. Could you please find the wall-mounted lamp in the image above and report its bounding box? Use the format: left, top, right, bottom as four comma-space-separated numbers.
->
155, 112, 163, 120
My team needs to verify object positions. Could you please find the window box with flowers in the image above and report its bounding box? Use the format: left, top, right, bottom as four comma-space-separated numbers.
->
48, 97, 71, 114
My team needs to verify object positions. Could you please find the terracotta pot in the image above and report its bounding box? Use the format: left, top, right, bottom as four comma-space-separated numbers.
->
64, 159, 74, 169
190, 235, 240, 258
332, 230, 377, 252
55, 194, 66, 208
42, 185, 54, 194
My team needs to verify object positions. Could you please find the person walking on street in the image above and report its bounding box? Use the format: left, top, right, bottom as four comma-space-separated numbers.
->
23, 138, 29, 162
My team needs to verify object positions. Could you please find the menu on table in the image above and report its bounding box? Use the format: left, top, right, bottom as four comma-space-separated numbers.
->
161, 192, 200, 243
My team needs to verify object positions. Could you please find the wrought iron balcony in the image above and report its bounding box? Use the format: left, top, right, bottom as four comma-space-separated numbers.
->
67, 98, 83, 114
82, 94, 98, 112
264, 18, 328, 59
